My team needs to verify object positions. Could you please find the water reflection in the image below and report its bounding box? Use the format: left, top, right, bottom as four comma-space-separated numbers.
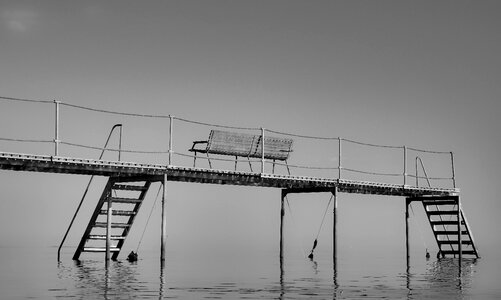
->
405, 258, 478, 299
52, 254, 478, 299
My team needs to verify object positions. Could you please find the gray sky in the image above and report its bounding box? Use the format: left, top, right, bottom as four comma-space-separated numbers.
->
0, 1, 500, 260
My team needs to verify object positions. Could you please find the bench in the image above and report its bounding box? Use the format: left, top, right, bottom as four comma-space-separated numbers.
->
189, 130, 293, 174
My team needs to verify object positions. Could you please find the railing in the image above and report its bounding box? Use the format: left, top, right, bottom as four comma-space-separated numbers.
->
0, 95, 457, 189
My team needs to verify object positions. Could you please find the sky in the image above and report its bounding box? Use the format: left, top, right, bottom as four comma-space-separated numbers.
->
0, 1, 500, 262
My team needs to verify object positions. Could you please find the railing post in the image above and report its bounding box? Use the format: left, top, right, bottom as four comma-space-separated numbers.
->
168, 115, 174, 166
450, 151, 456, 189
261, 128, 265, 174
338, 138, 342, 180
403, 146, 407, 187
118, 125, 122, 161
54, 100, 61, 156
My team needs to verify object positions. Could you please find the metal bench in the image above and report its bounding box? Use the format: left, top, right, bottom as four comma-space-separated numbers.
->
189, 130, 293, 174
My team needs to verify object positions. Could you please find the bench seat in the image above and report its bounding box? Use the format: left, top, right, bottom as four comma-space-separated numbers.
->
189, 130, 293, 173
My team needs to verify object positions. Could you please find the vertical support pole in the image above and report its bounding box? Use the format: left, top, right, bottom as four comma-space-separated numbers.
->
450, 152, 456, 189
332, 188, 338, 262
106, 195, 112, 265
457, 196, 462, 274
338, 138, 342, 180
280, 190, 285, 264
168, 116, 174, 166
54, 100, 60, 156
161, 173, 168, 264
261, 128, 265, 174
403, 146, 407, 187
405, 198, 410, 269
280, 190, 285, 298
332, 188, 338, 291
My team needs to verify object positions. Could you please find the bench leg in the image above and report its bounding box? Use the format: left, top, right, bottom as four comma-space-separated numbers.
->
235, 156, 238, 171
247, 157, 253, 172
193, 152, 197, 168
272, 159, 276, 174
206, 153, 212, 169
285, 160, 291, 175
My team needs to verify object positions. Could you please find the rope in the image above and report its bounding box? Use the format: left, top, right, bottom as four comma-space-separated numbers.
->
0, 94, 453, 155
409, 203, 428, 250
61, 141, 169, 154
266, 129, 339, 140
407, 147, 451, 155
0, 137, 53, 143
60, 102, 171, 119
136, 183, 162, 252
406, 174, 453, 181
342, 138, 403, 149
342, 167, 402, 177
315, 194, 333, 240
175, 116, 258, 131
285, 195, 307, 258
0, 95, 52, 104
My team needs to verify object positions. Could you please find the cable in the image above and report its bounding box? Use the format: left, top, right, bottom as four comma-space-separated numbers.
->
136, 183, 162, 253
0, 95, 52, 104
285, 195, 307, 258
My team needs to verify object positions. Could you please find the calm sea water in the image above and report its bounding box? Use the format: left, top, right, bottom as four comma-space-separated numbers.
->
0, 244, 499, 299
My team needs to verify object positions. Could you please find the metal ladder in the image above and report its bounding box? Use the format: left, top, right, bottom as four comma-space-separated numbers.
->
72, 177, 152, 260
421, 196, 479, 258
412, 157, 479, 258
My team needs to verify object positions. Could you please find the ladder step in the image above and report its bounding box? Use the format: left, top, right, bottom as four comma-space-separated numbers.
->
440, 250, 477, 256
427, 210, 459, 215
83, 247, 120, 253
434, 230, 468, 235
431, 220, 461, 225
99, 210, 136, 216
437, 240, 473, 245
88, 235, 126, 240
94, 222, 130, 228
423, 200, 457, 206
112, 184, 148, 191
413, 196, 458, 201
108, 197, 142, 203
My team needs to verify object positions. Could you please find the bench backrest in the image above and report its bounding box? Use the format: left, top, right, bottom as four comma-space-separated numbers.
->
206, 130, 293, 160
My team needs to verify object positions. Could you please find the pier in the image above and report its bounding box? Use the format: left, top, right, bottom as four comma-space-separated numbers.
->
0, 96, 479, 269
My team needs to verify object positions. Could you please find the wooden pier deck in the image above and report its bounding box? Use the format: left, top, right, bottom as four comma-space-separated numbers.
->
0, 152, 457, 197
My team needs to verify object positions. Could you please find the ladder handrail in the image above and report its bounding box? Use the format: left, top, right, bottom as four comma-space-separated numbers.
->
416, 156, 454, 252
57, 124, 122, 262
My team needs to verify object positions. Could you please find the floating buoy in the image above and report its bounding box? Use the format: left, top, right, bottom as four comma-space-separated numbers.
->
426, 249, 430, 259
127, 250, 138, 262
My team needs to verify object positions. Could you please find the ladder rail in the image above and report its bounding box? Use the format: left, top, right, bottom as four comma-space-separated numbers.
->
58, 124, 122, 262
72, 178, 116, 260
460, 210, 480, 257
416, 156, 455, 252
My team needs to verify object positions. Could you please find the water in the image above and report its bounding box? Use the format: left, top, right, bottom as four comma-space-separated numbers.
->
0, 245, 498, 299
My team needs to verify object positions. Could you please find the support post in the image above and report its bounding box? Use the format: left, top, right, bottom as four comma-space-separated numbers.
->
106, 195, 112, 265
161, 174, 168, 264
457, 197, 462, 272
280, 190, 286, 263
54, 100, 60, 156
405, 198, 410, 269
168, 116, 174, 166
332, 188, 337, 263
261, 128, 265, 174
